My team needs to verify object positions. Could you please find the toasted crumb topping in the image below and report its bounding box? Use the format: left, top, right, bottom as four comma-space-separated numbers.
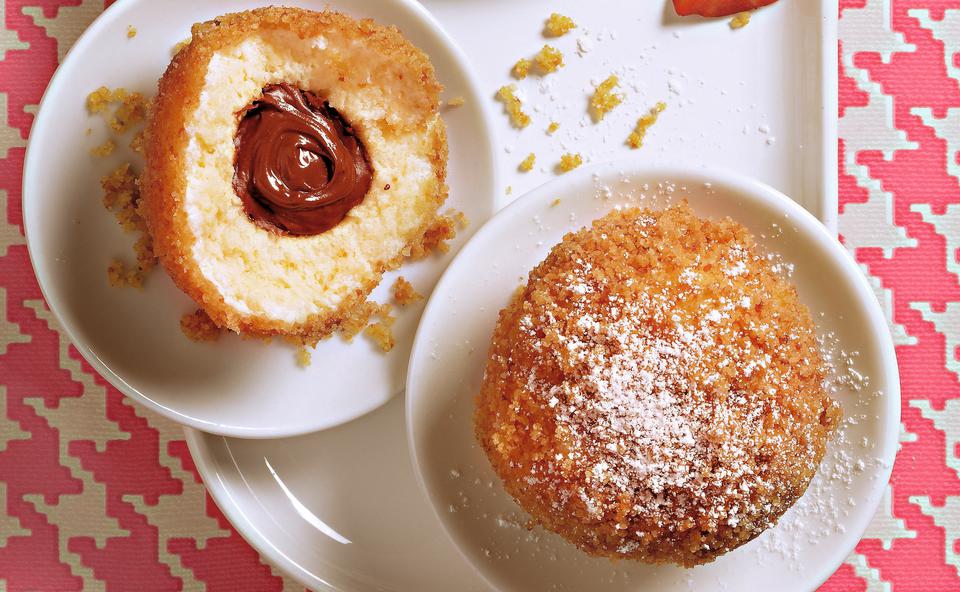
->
172, 38, 190, 56
557, 153, 583, 173
627, 102, 667, 149
544, 13, 576, 37
590, 75, 623, 122
476, 204, 839, 566
496, 84, 531, 128
730, 12, 751, 29
534, 45, 564, 74
90, 138, 115, 157
519, 153, 536, 172
547, 121, 560, 135
393, 276, 423, 306
180, 309, 222, 343
512, 58, 532, 80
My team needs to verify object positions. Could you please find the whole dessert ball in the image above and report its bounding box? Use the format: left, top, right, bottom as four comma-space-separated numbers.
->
475, 204, 839, 566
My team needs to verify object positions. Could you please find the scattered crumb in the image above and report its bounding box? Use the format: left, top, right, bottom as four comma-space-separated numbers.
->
446, 96, 466, 107
363, 305, 396, 352
393, 276, 423, 306
590, 75, 623, 122
506, 185, 513, 195
172, 38, 190, 56
295, 345, 312, 367
127, 25, 137, 38
86, 87, 147, 133
337, 301, 384, 342
551, 198, 562, 207
85, 128, 92, 136
89, 138, 115, 157
100, 163, 141, 231
627, 102, 667, 149
180, 309, 222, 343
533, 45, 564, 74
130, 130, 145, 154
544, 13, 576, 37
101, 163, 157, 287
547, 121, 560, 135
408, 212, 460, 259
512, 58, 531, 80
730, 12, 751, 29
519, 153, 536, 172
86, 86, 113, 114
557, 153, 583, 173
107, 259, 144, 289
496, 84, 531, 128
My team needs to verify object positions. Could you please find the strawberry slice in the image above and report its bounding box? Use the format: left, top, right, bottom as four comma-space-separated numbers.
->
673, 0, 778, 17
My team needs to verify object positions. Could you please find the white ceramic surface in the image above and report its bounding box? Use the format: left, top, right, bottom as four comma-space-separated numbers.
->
422, 0, 839, 230
407, 163, 899, 592
23, 0, 497, 437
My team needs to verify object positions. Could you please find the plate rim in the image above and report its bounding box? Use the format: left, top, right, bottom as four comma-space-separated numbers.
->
21, 0, 501, 438
405, 161, 901, 591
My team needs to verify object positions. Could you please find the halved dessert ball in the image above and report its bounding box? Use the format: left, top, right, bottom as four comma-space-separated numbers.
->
475, 204, 839, 566
142, 7, 447, 340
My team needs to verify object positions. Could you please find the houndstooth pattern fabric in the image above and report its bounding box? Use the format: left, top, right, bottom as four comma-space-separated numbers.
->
0, 0, 958, 589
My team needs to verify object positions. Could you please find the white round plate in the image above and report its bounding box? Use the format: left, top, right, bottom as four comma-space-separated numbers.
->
23, 0, 496, 437
407, 163, 900, 591
185, 398, 487, 591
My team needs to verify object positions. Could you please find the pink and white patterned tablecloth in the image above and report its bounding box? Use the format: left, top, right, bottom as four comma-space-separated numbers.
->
1, 0, 958, 590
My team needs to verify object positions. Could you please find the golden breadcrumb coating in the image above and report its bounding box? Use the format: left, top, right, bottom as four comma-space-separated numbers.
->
180, 309, 222, 343
627, 102, 667, 149
544, 13, 576, 37
141, 7, 449, 343
730, 12, 751, 29
476, 204, 839, 567
512, 58, 531, 80
557, 153, 582, 173
533, 45, 564, 74
590, 75, 623, 122
519, 153, 536, 172
496, 84, 531, 128
393, 277, 423, 306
